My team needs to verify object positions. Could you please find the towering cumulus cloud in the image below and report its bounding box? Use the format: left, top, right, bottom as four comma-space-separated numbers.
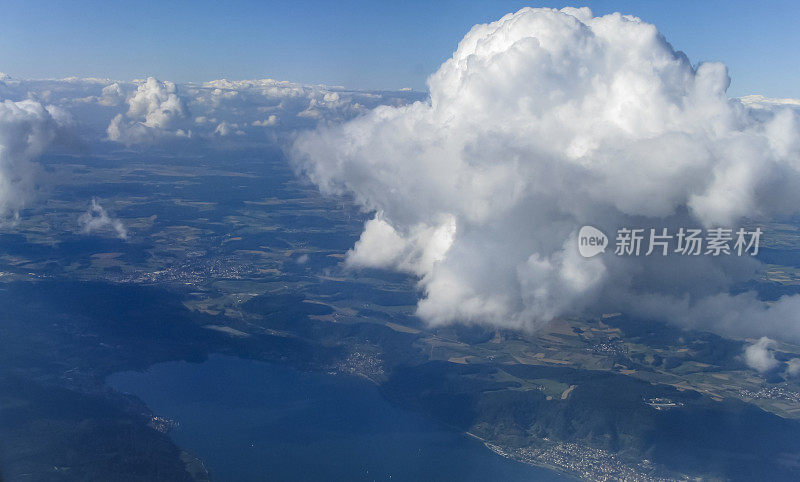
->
293, 8, 800, 339
0, 97, 67, 217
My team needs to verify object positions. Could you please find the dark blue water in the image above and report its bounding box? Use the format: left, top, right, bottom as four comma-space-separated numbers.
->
107, 354, 564, 482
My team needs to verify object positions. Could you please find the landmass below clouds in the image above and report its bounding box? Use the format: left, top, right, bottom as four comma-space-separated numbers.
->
0, 71, 424, 221
3, 8, 800, 345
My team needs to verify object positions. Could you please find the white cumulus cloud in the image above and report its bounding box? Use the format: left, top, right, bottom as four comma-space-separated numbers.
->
252, 115, 278, 127
0, 97, 68, 217
293, 7, 800, 338
744, 337, 780, 373
107, 77, 191, 145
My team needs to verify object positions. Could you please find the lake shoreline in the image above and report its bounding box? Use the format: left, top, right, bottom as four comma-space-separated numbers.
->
107, 353, 564, 481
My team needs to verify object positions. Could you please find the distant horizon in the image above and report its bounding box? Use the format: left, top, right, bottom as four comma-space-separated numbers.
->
5, 74, 800, 101
0, 73, 426, 93
1, 0, 799, 97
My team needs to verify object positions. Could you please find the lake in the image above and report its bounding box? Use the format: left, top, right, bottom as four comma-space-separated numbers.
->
107, 354, 564, 481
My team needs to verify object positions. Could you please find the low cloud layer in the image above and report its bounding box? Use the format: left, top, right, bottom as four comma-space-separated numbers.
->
744, 337, 800, 377
293, 8, 800, 340
0, 74, 425, 147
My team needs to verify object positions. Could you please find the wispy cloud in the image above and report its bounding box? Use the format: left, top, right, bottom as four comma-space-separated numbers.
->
78, 198, 127, 240
744, 337, 780, 373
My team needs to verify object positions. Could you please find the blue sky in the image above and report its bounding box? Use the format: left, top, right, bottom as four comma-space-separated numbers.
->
1, 0, 798, 97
